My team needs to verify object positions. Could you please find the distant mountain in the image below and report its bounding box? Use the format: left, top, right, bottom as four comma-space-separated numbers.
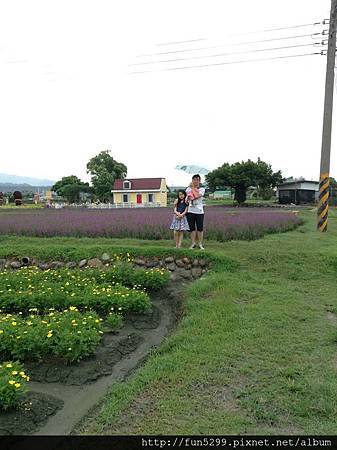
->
0, 183, 52, 194
0, 173, 55, 186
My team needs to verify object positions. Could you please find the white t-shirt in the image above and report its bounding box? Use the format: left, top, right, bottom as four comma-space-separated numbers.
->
186, 187, 205, 214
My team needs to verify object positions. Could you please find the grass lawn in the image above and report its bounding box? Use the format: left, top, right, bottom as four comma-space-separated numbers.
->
1, 208, 337, 434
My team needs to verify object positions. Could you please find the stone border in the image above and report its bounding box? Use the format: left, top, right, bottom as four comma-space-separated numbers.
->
0, 254, 209, 281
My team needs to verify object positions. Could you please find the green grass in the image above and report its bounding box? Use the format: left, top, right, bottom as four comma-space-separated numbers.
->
1, 209, 337, 433
74, 209, 337, 435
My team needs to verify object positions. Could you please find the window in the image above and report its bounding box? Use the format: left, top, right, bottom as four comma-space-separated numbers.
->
148, 193, 154, 203
123, 194, 129, 203
123, 181, 131, 189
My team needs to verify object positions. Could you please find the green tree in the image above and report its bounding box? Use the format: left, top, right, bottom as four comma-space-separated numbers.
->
206, 158, 283, 204
52, 176, 91, 203
86, 150, 127, 202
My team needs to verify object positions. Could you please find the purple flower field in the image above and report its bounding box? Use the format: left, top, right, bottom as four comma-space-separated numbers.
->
0, 207, 302, 241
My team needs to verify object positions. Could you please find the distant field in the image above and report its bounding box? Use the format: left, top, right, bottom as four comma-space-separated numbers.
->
0, 207, 301, 241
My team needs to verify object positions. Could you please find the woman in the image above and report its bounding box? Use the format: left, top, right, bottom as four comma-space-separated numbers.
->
185, 174, 205, 250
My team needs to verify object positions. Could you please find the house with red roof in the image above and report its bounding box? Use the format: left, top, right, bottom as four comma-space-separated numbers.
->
111, 178, 168, 207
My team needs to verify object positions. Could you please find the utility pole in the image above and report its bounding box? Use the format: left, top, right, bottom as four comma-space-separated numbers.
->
317, 0, 337, 232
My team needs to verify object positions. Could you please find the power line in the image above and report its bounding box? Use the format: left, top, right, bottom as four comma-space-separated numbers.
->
228, 19, 329, 36
130, 42, 326, 66
136, 31, 327, 57
157, 38, 207, 46
155, 21, 328, 48
129, 51, 323, 75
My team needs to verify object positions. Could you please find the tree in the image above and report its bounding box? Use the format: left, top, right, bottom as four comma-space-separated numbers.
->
86, 150, 127, 202
52, 176, 91, 203
206, 158, 283, 204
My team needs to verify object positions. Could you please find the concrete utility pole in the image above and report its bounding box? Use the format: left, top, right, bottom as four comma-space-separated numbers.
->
317, 0, 337, 232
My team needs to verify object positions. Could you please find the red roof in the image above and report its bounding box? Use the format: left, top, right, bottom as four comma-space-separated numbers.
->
113, 178, 163, 190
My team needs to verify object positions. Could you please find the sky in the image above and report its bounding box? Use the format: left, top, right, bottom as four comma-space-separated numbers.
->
0, 0, 334, 186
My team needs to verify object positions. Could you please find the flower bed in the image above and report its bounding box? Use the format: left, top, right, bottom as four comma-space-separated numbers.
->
0, 266, 161, 313
0, 309, 103, 363
0, 208, 302, 241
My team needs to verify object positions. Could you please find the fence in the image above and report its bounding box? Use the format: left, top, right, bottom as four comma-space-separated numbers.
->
53, 202, 163, 209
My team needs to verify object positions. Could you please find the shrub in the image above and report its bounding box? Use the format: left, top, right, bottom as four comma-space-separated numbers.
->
0, 309, 103, 363
0, 361, 29, 410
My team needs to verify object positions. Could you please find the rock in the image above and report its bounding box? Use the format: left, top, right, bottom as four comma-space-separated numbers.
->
170, 272, 179, 282
191, 268, 203, 278
202, 269, 207, 274
146, 260, 158, 268
175, 259, 185, 268
39, 263, 51, 270
199, 259, 207, 267
167, 263, 176, 271
192, 259, 199, 267
78, 259, 87, 268
165, 257, 174, 263
87, 258, 103, 268
0, 258, 7, 268
182, 257, 190, 264
101, 253, 111, 262
66, 261, 77, 269
134, 258, 146, 266
185, 264, 192, 270
50, 261, 65, 269
177, 268, 192, 280
10, 261, 22, 269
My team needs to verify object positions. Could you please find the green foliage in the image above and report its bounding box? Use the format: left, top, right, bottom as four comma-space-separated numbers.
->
106, 312, 124, 330
0, 361, 29, 410
0, 309, 102, 363
0, 266, 151, 314
206, 158, 283, 204
89, 263, 170, 291
86, 150, 127, 201
52, 176, 91, 203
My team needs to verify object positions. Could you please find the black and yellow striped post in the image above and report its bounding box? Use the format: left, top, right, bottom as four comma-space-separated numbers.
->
317, 0, 337, 232
317, 174, 330, 232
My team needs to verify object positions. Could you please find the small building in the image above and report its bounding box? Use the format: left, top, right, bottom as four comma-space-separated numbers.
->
209, 190, 233, 200
111, 178, 168, 207
277, 179, 319, 205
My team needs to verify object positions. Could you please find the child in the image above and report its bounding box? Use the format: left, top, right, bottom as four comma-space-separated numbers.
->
185, 183, 199, 205
170, 190, 190, 248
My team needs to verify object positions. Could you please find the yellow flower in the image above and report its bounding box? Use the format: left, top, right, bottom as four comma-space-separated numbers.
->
6, 363, 12, 368
8, 380, 15, 385
26, 376, 30, 381
15, 383, 21, 388
11, 321, 17, 326
0, 330, 3, 334
69, 306, 77, 311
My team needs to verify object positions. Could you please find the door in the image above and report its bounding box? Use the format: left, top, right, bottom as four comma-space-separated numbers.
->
137, 194, 142, 204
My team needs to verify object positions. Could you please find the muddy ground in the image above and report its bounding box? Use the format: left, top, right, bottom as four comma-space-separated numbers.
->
0, 281, 186, 436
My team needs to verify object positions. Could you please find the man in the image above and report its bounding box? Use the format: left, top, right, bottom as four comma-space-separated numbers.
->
186, 174, 205, 250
